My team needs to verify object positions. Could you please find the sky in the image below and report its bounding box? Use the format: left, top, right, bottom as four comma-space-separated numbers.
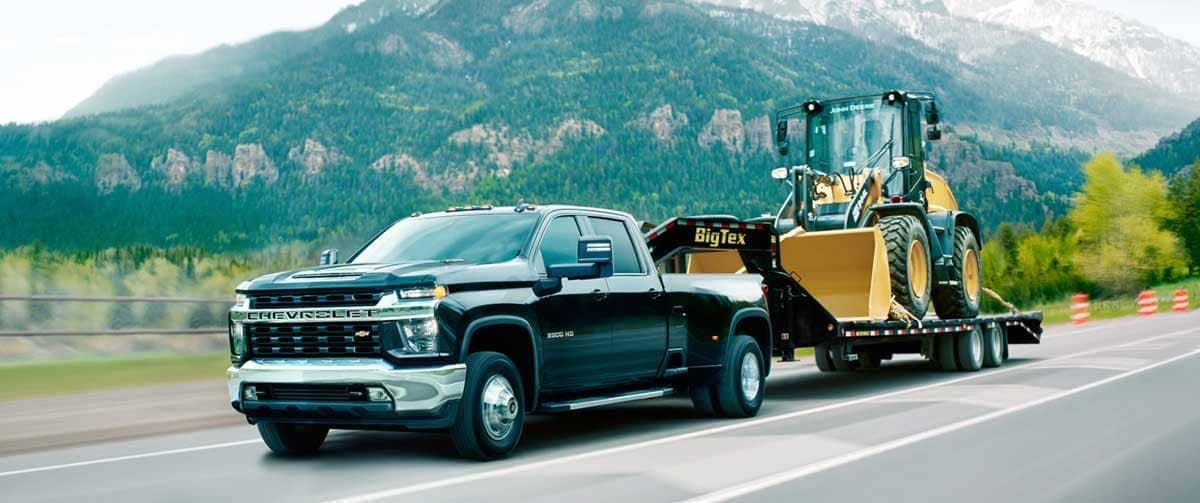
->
1, 0, 1198, 125
1077, 0, 1200, 48
0, 0, 359, 124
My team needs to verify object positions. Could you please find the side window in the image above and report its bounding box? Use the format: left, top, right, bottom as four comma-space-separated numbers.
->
538, 216, 581, 270
589, 217, 643, 274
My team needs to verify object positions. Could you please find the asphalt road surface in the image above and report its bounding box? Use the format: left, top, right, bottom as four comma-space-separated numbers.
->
3, 312, 1199, 503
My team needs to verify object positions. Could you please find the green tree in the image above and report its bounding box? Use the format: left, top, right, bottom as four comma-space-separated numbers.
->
1166, 161, 1200, 275
1070, 153, 1185, 294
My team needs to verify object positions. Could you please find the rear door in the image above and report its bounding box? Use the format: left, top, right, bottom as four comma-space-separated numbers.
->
533, 214, 614, 391
588, 215, 668, 380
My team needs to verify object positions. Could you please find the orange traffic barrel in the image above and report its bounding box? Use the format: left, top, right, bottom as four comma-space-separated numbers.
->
1070, 293, 1090, 325
1137, 290, 1158, 316
1174, 288, 1189, 313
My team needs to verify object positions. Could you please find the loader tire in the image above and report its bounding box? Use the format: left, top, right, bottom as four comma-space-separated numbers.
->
880, 215, 932, 319
933, 227, 982, 319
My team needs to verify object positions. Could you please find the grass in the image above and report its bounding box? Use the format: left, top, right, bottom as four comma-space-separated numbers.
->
0, 352, 229, 401
1030, 277, 1200, 325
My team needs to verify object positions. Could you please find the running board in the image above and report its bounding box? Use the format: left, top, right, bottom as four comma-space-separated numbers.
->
539, 387, 676, 413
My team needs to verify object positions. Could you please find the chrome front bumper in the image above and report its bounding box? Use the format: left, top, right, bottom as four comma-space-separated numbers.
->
228, 359, 465, 417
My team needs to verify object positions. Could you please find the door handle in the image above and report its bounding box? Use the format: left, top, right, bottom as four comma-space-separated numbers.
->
592, 289, 609, 302
648, 288, 663, 300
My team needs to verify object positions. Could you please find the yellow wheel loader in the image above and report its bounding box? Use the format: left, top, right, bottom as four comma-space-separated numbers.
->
691, 91, 982, 321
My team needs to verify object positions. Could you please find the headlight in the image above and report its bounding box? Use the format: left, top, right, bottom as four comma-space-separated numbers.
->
229, 321, 246, 361
398, 317, 440, 353
398, 285, 448, 300
233, 293, 249, 309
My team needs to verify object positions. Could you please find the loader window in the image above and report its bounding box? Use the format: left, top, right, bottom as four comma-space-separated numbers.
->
807, 98, 902, 183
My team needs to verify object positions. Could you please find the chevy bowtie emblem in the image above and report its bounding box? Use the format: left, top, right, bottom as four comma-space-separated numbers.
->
355, 330, 371, 338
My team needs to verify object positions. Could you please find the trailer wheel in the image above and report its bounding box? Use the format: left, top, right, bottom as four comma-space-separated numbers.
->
257, 422, 328, 456
933, 227, 982, 319
713, 335, 765, 418
814, 343, 836, 372
936, 334, 958, 371
956, 326, 984, 371
880, 215, 932, 319
982, 323, 1004, 368
450, 351, 525, 460
1002, 328, 1010, 361
857, 351, 882, 370
830, 344, 857, 372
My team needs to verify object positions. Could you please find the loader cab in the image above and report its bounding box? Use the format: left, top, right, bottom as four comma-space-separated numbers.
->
773, 91, 941, 232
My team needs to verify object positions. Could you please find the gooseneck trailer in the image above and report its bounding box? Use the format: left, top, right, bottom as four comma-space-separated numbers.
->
647, 215, 1042, 372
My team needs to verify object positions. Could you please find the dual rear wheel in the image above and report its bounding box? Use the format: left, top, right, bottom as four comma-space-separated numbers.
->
936, 323, 1006, 371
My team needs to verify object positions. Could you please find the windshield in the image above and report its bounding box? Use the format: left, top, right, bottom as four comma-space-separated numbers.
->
351, 212, 538, 264
806, 97, 902, 179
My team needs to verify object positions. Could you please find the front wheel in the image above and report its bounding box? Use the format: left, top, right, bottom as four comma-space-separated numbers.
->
880, 215, 933, 319
713, 335, 765, 418
450, 351, 525, 460
257, 422, 328, 456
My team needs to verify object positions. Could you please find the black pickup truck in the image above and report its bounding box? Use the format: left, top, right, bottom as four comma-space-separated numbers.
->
227, 204, 774, 459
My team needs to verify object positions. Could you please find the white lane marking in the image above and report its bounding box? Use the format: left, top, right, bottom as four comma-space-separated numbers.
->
682, 346, 1200, 503
2, 327, 1191, 483
0, 439, 259, 478
324, 328, 1197, 503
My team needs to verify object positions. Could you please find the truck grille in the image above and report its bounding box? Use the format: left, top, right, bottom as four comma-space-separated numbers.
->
250, 292, 384, 309
247, 322, 382, 357
252, 383, 370, 402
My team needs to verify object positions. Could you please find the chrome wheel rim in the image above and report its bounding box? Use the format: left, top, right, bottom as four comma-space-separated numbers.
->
481, 374, 518, 441
740, 353, 761, 401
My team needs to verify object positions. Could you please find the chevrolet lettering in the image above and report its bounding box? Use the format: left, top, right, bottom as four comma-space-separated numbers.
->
242, 309, 380, 321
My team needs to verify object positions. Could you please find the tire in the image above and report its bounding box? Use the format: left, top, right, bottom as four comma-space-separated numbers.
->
713, 335, 765, 418
936, 333, 958, 371
450, 351, 525, 460
257, 422, 328, 456
814, 343, 836, 372
956, 326, 984, 372
830, 344, 857, 372
1002, 326, 1010, 362
689, 374, 721, 417
857, 351, 882, 370
880, 215, 933, 319
982, 323, 1004, 368
933, 227, 982, 319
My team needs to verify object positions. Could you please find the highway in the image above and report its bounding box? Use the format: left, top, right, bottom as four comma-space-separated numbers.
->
2, 312, 1198, 502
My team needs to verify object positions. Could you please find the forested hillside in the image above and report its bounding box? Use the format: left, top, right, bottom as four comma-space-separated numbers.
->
1134, 117, 1200, 174
1, 0, 1190, 252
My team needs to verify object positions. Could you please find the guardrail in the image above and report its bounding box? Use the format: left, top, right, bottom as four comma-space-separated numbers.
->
0, 294, 229, 337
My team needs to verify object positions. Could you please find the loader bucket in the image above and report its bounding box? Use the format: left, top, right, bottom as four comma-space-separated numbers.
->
779, 227, 892, 321
686, 250, 746, 274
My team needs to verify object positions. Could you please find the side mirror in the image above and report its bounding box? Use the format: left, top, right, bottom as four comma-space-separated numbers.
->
925, 102, 940, 125
926, 125, 942, 141
774, 120, 788, 143
320, 249, 339, 265
545, 236, 613, 281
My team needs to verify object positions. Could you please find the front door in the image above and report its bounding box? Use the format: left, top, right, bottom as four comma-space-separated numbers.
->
533, 215, 613, 392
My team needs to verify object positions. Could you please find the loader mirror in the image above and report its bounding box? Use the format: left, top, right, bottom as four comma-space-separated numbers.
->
926, 125, 942, 141
771, 167, 790, 180
775, 120, 788, 143
925, 102, 940, 125
778, 142, 790, 157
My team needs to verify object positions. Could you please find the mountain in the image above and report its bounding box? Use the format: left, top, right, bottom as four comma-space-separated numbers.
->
1134, 117, 1200, 174
943, 0, 1200, 96
0, 0, 1184, 251
700, 0, 1200, 102
64, 0, 442, 118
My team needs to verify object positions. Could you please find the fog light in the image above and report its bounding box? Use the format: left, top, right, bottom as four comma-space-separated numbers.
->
243, 385, 259, 400
366, 386, 391, 402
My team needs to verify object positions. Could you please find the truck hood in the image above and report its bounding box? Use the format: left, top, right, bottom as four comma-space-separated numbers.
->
239, 259, 537, 293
